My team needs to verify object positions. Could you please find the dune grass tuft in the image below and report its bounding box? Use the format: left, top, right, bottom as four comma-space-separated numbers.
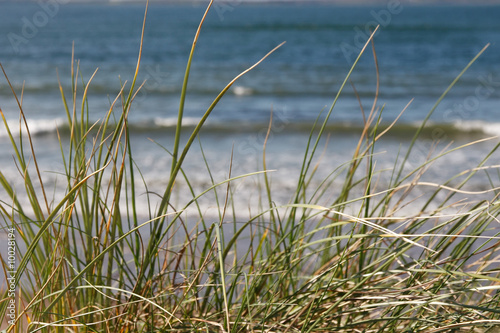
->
1, 1, 500, 332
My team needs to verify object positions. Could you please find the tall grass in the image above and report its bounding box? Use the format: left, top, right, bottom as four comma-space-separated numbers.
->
2, 1, 500, 332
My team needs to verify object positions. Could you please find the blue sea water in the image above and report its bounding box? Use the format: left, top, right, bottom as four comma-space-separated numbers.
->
1, 2, 500, 217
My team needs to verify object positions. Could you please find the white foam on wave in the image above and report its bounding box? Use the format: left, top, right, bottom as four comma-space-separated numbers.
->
154, 117, 203, 128
232, 86, 254, 96
0, 118, 64, 138
454, 120, 500, 136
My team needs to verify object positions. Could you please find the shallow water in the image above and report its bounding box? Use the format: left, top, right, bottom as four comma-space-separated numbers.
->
0, 2, 500, 221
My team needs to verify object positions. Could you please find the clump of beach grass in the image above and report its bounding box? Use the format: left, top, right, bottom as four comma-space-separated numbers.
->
1, 1, 500, 332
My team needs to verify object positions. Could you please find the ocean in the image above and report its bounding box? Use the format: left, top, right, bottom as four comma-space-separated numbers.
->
1, 2, 500, 220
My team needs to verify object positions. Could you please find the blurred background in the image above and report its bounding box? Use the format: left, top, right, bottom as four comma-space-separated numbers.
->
1, 1, 500, 217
